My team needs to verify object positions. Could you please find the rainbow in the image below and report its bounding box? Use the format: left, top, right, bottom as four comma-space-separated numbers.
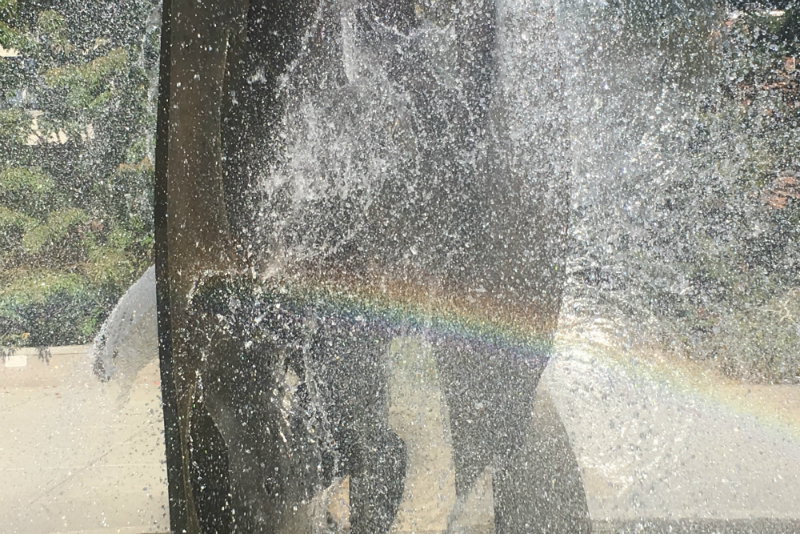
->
553, 327, 800, 445
193, 265, 561, 360
193, 268, 800, 446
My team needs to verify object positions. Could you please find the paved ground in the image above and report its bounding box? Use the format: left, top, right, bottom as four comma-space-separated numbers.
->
3, 337, 800, 534
0, 346, 169, 534
548, 328, 800, 532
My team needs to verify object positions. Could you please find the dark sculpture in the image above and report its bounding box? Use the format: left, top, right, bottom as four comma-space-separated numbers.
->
156, 0, 573, 532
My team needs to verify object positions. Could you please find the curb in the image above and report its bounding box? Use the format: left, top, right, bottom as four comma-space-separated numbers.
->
1, 345, 93, 388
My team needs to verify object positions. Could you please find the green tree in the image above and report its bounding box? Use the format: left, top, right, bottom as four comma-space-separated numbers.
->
641, 4, 800, 382
565, 1, 799, 382
676, 3, 800, 381
0, 0, 159, 347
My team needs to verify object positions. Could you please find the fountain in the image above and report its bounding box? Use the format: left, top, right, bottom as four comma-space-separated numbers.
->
92, 0, 800, 532
151, 0, 572, 531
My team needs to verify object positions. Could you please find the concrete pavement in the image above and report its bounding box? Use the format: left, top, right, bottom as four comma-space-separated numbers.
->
3, 334, 800, 534
547, 326, 800, 533
1, 346, 169, 534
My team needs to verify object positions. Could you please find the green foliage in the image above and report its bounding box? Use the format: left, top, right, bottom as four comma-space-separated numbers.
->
0, 270, 119, 346
44, 48, 129, 108
36, 10, 68, 48
0, 0, 159, 348
0, 0, 18, 22
730, 4, 800, 57
0, 206, 34, 229
0, 166, 53, 195
650, 5, 800, 382
567, 3, 800, 384
0, 167, 55, 216
0, 21, 35, 52
0, 206, 35, 252
706, 290, 800, 381
21, 208, 88, 253
0, 109, 27, 143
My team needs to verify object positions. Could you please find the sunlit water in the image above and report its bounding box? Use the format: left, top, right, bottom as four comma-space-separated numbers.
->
85, 0, 800, 532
